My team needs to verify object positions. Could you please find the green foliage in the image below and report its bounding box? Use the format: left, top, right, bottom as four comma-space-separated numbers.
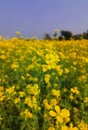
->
44, 33, 52, 40
60, 30, 73, 40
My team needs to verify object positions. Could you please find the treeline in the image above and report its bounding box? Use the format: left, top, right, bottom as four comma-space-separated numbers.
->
44, 30, 88, 40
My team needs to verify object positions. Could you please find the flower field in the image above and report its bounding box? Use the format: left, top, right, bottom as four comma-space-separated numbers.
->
0, 38, 88, 130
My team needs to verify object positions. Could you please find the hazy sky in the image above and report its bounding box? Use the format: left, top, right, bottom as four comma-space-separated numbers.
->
0, 0, 88, 38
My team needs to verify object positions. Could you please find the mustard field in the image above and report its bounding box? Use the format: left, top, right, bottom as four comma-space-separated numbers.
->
0, 38, 88, 130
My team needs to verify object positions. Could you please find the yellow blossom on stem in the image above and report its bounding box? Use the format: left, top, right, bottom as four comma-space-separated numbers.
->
49, 110, 56, 117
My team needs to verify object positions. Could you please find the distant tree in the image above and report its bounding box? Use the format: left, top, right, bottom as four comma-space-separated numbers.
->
58, 36, 65, 41
60, 30, 73, 40
73, 34, 83, 40
53, 32, 58, 39
44, 33, 52, 40
82, 32, 87, 39
82, 30, 88, 39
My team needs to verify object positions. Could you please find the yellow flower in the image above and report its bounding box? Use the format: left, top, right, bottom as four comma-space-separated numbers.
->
64, 68, 69, 73
24, 109, 32, 118
42, 65, 48, 72
6, 86, 15, 94
61, 125, 68, 130
85, 58, 88, 63
0, 95, 6, 102
70, 87, 79, 95
44, 74, 50, 83
55, 105, 60, 113
60, 108, 70, 118
50, 99, 57, 106
46, 104, 52, 110
49, 110, 56, 117
69, 123, 78, 130
56, 116, 63, 123
48, 127, 55, 130
0, 115, 3, 121
78, 75, 87, 82
21, 109, 32, 120
0, 86, 4, 92
51, 89, 60, 98
24, 96, 32, 107
21, 76, 25, 80
75, 89, 80, 95
19, 91, 25, 97
14, 98, 20, 104
55, 65, 63, 75
69, 94, 74, 100
65, 117, 70, 123
32, 96, 37, 109
27, 84, 40, 95
43, 99, 52, 109
78, 120, 88, 130
0, 55, 6, 60
11, 62, 19, 69
84, 97, 88, 103
54, 83, 58, 87
0, 91, 3, 97
43, 99, 48, 105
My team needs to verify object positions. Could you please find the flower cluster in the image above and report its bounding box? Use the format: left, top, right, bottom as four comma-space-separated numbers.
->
0, 38, 88, 129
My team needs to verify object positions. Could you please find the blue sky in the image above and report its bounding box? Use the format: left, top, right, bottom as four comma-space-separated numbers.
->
0, 0, 88, 38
